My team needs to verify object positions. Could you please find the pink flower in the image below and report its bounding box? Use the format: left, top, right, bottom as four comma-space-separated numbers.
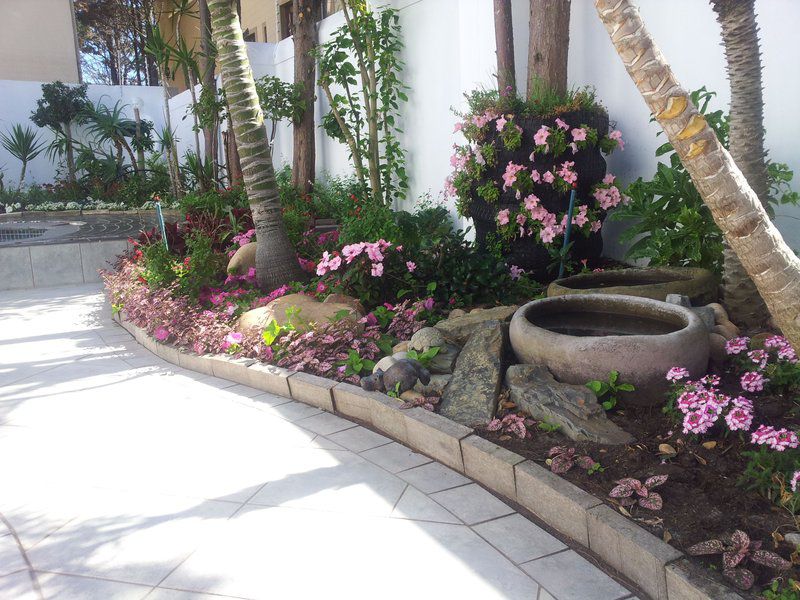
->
666, 367, 689, 382
496, 116, 507, 132
516, 213, 527, 226
509, 265, 525, 281
406, 261, 417, 273
225, 332, 243, 346
153, 326, 170, 342
497, 209, 511, 226
540, 226, 557, 244
557, 161, 578, 185
543, 171, 555, 184
371, 263, 384, 277
571, 127, 587, 142
590, 220, 602, 233
751, 425, 799, 451
534, 125, 550, 147
748, 349, 768, 369
724, 336, 750, 355
725, 407, 753, 432
423, 297, 435, 311
740, 371, 767, 393
569, 142, 578, 154
316, 282, 327, 294
603, 173, 616, 185
791, 471, 799, 493
555, 118, 569, 130
609, 129, 624, 150
453, 122, 463, 133
502, 162, 526, 190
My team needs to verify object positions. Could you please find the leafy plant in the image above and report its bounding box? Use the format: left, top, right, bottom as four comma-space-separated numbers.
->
0, 124, 45, 191
608, 475, 668, 511
687, 530, 792, 590
585, 370, 634, 411
547, 447, 601, 475
405, 346, 440, 368
255, 76, 305, 144
338, 349, 376, 377
487, 413, 534, 440
537, 419, 562, 433
739, 446, 800, 513
762, 578, 800, 600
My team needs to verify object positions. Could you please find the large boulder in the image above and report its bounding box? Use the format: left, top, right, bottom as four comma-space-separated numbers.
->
237, 293, 360, 332
227, 242, 256, 274
505, 364, 634, 445
434, 305, 518, 345
323, 293, 365, 315
439, 320, 507, 426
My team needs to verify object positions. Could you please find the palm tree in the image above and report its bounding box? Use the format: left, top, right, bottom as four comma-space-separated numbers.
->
0, 124, 46, 192
494, 0, 516, 93
528, 0, 571, 98
207, 0, 304, 289
82, 100, 141, 171
710, 0, 769, 328
593, 0, 800, 349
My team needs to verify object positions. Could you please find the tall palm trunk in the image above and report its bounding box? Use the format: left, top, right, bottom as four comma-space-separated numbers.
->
593, 0, 800, 350
198, 0, 220, 184
710, 0, 770, 328
291, 0, 317, 196
208, 0, 304, 289
528, 0, 570, 98
494, 0, 516, 94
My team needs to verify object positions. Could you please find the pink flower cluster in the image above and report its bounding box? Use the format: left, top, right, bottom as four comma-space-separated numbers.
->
316, 240, 394, 279
750, 425, 799, 452
740, 371, 768, 392
668, 370, 754, 435
228, 229, 255, 257
764, 335, 798, 363
725, 336, 750, 355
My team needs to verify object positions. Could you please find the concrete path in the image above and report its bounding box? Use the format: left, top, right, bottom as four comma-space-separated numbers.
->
0, 284, 639, 600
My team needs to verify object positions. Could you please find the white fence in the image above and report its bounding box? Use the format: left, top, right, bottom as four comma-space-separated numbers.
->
1, 0, 798, 252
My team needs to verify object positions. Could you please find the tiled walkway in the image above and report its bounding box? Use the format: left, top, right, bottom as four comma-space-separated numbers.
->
0, 284, 639, 600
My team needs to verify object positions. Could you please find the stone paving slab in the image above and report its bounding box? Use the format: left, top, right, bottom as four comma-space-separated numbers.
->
0, 284, 639, 600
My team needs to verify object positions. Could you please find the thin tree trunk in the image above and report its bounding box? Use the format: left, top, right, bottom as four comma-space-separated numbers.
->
291, 0, 316, 196
63, 122, 77, 184
18, 162, 27, 193
158, 63, 182, 199
494, 0, 516, 94
208, 0, 304, 289
710, 0, 770, 328
198, 0, 219, 184
594, 0, 800, 350
527, 0, 570, 98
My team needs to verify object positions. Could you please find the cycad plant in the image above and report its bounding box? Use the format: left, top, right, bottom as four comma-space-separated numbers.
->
0, 124, 45, 191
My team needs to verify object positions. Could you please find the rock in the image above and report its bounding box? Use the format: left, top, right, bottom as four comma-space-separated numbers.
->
382, 359, 431, 395
711, 322, 738, 340
786, 532, 800, 549
435, 305, 518, 345
690, 306, 716, 331
665, 293, 691, 307
393, 351, 408, 361
373, 355, 398, 374
439, 321, 507, 426
415, 374, 452, 396
227, 242, 256, 274
360, 371, 384, 392
322, 293, 365, 316
449, 309, 466, 318
409, 327, 446, 352
237, 293, 359, 332
392, 341, 409, 353
400, 390, 426, 403
708, 333, 728, 363
505, 364, 634, 445
706, 302, 728, 325
427, 343, 460, 374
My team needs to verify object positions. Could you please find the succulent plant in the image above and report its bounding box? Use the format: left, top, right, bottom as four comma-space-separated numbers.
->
608, 475, 668, 511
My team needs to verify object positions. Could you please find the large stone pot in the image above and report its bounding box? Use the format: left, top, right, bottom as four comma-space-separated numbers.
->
509, 294, 709, 406
547, 267, 717, 305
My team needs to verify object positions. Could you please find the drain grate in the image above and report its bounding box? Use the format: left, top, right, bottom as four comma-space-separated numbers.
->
0, 227, 47, 242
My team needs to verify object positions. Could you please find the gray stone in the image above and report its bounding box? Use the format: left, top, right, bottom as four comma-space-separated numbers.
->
427, 344, 460, 374
439, 321, 506, 426
392, 351, 408, 360
666, 559, 745, 600
505, 364, 634, 445
414, 374, 452, 396
362, 359, 430, 394
665, 293, 691, 307
409, 327, 446, 352
373, 355, 398, 374
786, 532, 800, 549
690, 306, 716, 331
227, 241, 256, 274
434, 305, 518, 345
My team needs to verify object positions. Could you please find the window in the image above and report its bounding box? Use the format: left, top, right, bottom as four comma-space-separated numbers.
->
279, 2, 294, 40
243, 28, 256, 42
320, 0, 342, 19
263, 25, 268, 43
280, 1, 343, 40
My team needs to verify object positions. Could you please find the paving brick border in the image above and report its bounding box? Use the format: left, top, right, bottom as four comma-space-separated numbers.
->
116, 310, 744, 600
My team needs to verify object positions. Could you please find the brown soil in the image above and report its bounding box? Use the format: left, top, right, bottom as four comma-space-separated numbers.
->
477, 375, 800, 596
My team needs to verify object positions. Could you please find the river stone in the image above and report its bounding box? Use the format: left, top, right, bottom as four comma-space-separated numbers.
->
374, 355, 398, 374
706, 302, 729, 324
227, 242, 256, 274
382, 359, 431, 395
393, 341, 409, 353
665, 293, 691, 307
428, 344, 460, 375
505, 364, 634, 445
435, 305, 518, 345
691, 306, 716, 331
439, 321, 507, 426
409, 327, 446, 352
708, 333, 728, 363
323, 293, 365, 316
786, 532, 800, 549
237, 293, 359, 332
415, 374, 452, 396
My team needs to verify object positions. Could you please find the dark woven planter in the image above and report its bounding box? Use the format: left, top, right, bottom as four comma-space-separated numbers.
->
468, 109, 609, 281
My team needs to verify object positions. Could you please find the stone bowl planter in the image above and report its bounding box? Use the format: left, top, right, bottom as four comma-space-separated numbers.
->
547, 267, 717, 305
509, 294, 709, 406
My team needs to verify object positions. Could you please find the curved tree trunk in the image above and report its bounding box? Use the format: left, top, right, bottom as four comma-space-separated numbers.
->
199, 0, 220, 184
494, 0, 516, 94
594, 0, 800, 350
291, 0, 316, 196
208, 0, 304, 290
711, 0, 770, 328
527, 0, 570, 98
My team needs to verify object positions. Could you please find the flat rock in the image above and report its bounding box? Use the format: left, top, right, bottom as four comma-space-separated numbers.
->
409, 327, 446, 352
227, 242, 256, 274
414, 374, 452, 396
439, 321, 506, 426
237, 293, 359, 332
435, 305, 518, 345
428, 344, 460, 374
505, 364, 634, 445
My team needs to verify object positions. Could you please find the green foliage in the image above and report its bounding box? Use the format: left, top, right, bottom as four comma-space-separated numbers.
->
30, 81, 89, 132
179, 186, 249, 218
338, 350, 376, 377
339, 201, 399, 246
739, 446, 800, 513
762, 579, 800, 600
405, 346, 440, 368
537, 420, 562, 433
463, 82, 601, 120
138, 233, 225, 299
0, 124, 45, 189
255, 76, 305, 126
585, 370, 635, 411
261, 317, 296, 347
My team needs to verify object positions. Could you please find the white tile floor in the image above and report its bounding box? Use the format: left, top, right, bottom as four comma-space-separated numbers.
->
0, 284, 639, 600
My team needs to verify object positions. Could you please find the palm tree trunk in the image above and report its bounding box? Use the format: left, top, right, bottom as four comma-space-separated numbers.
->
710, 0, 770, 328
208, 0, 304, 289
198, 0, 220, 184
593, 0, 800, 350
291, 0, 316, 196
528, 0, 570, 98
494, 0, 516, 94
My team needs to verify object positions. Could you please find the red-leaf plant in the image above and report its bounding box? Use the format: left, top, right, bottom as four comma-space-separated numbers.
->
608, 475, 668, 511
547, 446, 600, 475
686, 530, 792, 590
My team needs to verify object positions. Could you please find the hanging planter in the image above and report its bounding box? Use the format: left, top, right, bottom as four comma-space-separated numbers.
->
446, 96, 626, 281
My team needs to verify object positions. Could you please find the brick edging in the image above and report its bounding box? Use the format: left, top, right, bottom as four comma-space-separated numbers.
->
115, 310, 743, 600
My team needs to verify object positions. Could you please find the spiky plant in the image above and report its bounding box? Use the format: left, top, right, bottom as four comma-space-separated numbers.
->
0, 124, 45, 191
